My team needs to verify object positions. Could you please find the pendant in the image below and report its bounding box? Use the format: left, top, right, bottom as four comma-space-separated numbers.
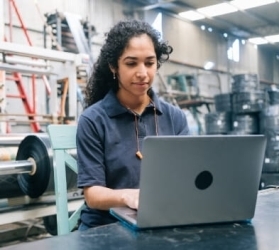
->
136, 151, 143, 160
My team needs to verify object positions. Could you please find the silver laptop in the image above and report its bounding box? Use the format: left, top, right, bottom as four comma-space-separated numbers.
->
110, 135, 266, 230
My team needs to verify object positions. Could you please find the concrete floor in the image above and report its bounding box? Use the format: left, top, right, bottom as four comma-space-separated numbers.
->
0, 219, 52, 248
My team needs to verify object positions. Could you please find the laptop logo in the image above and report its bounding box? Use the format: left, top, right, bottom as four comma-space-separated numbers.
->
195, 171, 213, 190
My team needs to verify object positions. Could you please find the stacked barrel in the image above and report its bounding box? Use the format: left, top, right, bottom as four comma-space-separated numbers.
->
205, 74, 264, 135
204, 74, 279, 189
260, 86, 279, 188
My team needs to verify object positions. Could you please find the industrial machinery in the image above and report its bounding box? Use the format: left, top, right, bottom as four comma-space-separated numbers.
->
0, 42, 88, 242
0, 132, 83, 239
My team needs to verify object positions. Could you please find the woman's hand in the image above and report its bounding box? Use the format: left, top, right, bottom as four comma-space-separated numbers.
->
121, 189, 140, 209
84, 186, 139, 210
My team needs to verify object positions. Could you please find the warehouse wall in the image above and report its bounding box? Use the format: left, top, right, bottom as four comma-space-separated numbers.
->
258, 46, 279, 85
1, 0, 279, 132
2, 0, 126, 132
0, 0, 3, 41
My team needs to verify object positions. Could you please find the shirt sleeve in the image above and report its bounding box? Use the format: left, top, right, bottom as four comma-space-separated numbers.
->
175, 108, 190, 135
76, 114, 106, 188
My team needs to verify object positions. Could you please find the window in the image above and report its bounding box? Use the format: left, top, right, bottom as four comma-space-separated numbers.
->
227, 39, 239, 62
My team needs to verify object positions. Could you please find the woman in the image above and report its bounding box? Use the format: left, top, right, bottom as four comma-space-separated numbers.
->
77, 19, 189, 230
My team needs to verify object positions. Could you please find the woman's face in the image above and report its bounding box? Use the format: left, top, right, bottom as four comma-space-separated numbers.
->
116, 34, 157, 98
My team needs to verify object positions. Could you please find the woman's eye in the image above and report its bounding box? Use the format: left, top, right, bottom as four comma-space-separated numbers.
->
146, 62, 155, 66
126, 62, 136, 66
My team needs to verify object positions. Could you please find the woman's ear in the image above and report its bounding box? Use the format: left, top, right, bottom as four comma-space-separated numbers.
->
109, 65, 117, 80
109, 64, 115, 74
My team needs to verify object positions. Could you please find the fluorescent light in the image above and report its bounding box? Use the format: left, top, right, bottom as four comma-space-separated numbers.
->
265, 34, 279, 43
178, 10, 205, 21
230, 0, 275, 10
204, 61, 215, 70
249, 37, 268, 45
201, 25, 206, 30
198, 3, 237, 17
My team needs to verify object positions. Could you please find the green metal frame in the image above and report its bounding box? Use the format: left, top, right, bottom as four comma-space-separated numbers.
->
47, 124, 84, 235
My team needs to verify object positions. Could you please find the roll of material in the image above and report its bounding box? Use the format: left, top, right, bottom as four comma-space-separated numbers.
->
0, 134, 78, 199
205, 112, 232, 135
231, 113, 259, 134
231, 74, 259, 93
232, 91, 266, 114
262, 129, 279, 160
16, 134, 78, 198
267, 89, 279, 105
260, 105, 279, 133
262, 157, 279, 173
214, 93, 232, 112
233, 73, 258, 83
0, 174, 25, 199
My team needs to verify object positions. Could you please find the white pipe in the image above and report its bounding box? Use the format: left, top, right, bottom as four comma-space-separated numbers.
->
0, 0, 3, 42
0, 56, 49, 68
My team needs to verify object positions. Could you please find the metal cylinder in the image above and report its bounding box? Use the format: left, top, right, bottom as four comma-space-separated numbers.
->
0, 160, 34, 175
205, 112, 232, 135
0, 134, 28, 146
0, 133, 78, 199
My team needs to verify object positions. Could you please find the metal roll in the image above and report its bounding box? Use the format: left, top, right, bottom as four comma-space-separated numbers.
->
0, 174, 25, 199
15, 134, 78, 198
263, 129, 279, 159
260, 105, 279, 133
232, 91, 266, 114
214, 93, 232, 112
0, 134, 33, 199
205, 112, 232, 135
231, 74, 259, 93
231, 113, 259, 134
267, 89, 279, 105
262, 157, 279, 173
233, 73, 258, 83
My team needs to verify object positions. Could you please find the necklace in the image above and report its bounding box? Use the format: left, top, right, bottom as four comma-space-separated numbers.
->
127, 100, 158, 160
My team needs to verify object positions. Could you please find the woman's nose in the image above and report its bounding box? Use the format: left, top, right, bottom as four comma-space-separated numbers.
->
136, 66, 147, 77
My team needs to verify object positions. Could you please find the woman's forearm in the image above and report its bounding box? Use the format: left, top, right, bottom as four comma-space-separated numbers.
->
84, 186, 139, 210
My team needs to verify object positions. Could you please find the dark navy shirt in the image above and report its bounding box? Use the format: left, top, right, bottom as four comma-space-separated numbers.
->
76, 89, 189, 227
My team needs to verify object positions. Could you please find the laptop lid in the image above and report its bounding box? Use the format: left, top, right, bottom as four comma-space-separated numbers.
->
110, 135, 266, 229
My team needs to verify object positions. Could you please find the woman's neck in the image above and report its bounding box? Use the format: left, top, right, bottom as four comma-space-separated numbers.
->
117, 92, 151, 115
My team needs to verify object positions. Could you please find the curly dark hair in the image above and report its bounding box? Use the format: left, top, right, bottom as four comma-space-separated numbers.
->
84, 19, 173, 108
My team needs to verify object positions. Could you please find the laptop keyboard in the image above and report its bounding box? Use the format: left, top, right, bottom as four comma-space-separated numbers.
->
126, 212, 137, 220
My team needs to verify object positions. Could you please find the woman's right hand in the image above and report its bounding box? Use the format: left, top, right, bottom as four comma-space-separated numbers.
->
84, 186, 140, 210
121, 189, 139, 209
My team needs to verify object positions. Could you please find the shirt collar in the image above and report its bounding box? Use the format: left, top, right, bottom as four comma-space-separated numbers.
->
103, 89, 163, 117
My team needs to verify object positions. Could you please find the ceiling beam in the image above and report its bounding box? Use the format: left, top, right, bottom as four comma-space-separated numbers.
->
130, 0, 177, 11
127, 0, 279, 49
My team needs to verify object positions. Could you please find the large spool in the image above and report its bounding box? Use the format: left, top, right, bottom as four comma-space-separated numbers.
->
231, 113, 259, 134
0, 135, 26, 199
204, 112, 231, 135
267, 88, 279, 105
231, 73, 259, 93
0, 134, 78, 199
214, 93, 232, 113
232, 91, 266, 114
